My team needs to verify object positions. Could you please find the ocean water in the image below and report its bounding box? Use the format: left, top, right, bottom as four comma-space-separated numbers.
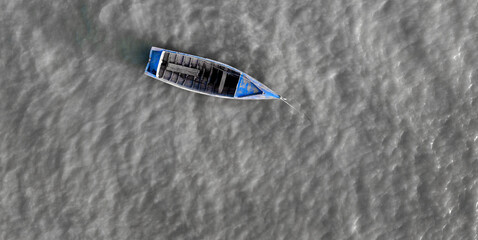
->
1, 0, 478, 239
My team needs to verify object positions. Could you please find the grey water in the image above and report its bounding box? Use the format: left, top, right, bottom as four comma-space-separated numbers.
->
1, 0, 478, 239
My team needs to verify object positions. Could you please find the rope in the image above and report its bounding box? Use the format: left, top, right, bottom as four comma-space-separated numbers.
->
280, 96, 313, 123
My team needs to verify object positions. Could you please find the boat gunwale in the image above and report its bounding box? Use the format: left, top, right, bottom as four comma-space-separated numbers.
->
146, 47, 280, 100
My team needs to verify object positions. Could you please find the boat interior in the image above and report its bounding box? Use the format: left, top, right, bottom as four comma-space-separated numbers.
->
156, 51, 241, 97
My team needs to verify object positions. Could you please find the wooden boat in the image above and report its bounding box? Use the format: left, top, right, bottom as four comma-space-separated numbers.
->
144, 47, 281, 100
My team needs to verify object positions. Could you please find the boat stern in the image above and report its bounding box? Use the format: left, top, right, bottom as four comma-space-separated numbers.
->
145, 48, 164, 78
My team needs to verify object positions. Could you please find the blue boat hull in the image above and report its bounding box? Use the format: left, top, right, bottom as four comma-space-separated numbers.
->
145, 47, 280, 100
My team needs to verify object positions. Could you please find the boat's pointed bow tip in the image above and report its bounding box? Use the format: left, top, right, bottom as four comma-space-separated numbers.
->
263, 90, 281, 99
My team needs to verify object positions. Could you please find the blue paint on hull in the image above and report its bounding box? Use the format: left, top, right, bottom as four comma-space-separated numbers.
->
146, 50, 163, 75
234, 75, 263, 97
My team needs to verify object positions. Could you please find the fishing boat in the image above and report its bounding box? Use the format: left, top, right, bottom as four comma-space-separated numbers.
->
144, 47, 281, 100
